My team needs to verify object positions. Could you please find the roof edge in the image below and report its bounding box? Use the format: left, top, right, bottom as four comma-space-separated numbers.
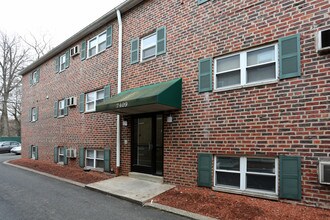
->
19, 0, 144, 76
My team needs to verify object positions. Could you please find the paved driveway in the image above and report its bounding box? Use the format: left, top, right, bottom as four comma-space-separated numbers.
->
0, 153, 188, 220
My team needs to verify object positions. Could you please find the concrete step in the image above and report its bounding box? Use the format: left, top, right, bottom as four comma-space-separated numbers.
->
128, 172, 163, 184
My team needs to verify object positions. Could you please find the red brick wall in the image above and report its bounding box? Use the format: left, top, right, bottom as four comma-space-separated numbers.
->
22, 0, 329, 208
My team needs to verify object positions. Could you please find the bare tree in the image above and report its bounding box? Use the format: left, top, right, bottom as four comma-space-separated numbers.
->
7, 85, 22, 136
21, 32, 52, 60
0, 32, 29, 136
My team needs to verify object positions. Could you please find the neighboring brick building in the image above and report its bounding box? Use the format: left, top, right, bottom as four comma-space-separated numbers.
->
20, 0, 329, 208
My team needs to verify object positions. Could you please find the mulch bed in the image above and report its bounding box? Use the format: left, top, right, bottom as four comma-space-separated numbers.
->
9, 158, 330, 219
9, 158, 112, 184
153, 186, 330, 220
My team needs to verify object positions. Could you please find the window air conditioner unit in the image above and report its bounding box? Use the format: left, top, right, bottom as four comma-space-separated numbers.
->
66, 148, 77, 158
66, 97, 77, 107
316, 29, 330, 54
70, 45, 80, 57
319, 161, 330, 185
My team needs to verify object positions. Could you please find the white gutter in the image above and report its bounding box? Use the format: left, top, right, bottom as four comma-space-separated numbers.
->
116, 9, 123, 169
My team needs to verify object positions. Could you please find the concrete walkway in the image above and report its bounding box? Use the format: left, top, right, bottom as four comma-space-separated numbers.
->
86, 176, 174, 205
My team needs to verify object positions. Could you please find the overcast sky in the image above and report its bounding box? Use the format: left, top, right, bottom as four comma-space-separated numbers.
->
1, 0, 126, 47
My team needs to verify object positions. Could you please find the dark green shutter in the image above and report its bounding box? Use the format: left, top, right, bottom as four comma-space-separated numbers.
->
54, 146, 58, 163
198, 58, 212, 92
36, 69, 40, 83
79, 147, 85, 168
81, 41, 86, 61
197, 0, 210, 5
130, 38, 139, 64
156, 26, 166, 56
104, 149, 110, 172
64, 99, 68, 116
197, 153, 212, 187
64, 147, 68, 165
55, 57, 60, 73
35, 146, 38, 160
106, 26, 112, 48
35, 107, 39, 121
54, 101, 58, 118
280, 155, 302, 200
279, 34, 301, 79
65, 50, 70, 68
79, 93, 85, 113
104, 85, 111, 100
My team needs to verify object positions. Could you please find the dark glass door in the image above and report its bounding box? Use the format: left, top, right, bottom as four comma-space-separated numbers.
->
132, 114, 163, 175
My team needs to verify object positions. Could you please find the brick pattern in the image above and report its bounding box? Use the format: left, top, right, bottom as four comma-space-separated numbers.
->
22, 0, 330, 208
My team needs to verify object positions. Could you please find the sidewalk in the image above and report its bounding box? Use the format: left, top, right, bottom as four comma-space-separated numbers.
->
6, 158, 330, 220
5, 159, 216, 220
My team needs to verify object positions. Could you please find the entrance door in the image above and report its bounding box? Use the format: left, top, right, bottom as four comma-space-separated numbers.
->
132, 114, 163, 176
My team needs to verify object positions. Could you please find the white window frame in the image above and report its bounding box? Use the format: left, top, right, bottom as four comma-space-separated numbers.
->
58, 99, 65, 117
58, 147, 65, 163
85, 89, 104, 113
59, 53, 66, 72
31, 70, 38, 84
214, 44, 278, 91
31, 146, 37, 159
214, 156, 278, 196
87, 31, 107, 58
31, 107, 37, 122
85, 149, 104, 169
140, 32, 157, 61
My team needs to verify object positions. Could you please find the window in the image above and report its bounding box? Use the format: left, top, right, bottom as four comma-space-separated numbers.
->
31, 107, 37, 122
58, 147, 65, 163
31, 70, 38, 84
88, 32, 107, 57
141, 33, 157, 61
31, 146, 37, 159
59, 53, 67, 72
215, 156, 278, 195
58, 100, 65, 116
85, 89, 104, 112
214, 45, 278, 90
86, 149, 104, 169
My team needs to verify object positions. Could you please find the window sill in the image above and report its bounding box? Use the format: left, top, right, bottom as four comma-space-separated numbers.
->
84, 166, 104, 172
140, 56, 157, 64
214, 79, 279, 93
213, 186, 278, 201
57, 115, 65, 119
86, 49, 107, 60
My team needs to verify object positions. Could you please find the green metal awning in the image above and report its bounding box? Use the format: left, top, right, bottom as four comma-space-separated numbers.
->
96, 78, 182, 115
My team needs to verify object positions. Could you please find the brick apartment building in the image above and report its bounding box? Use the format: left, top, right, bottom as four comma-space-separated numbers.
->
20, 0, 329, 208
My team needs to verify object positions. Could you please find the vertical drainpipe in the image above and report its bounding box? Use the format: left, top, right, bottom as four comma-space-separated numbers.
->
116, 9, 122, 174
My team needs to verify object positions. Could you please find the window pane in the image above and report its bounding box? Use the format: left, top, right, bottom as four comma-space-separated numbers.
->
86, 102, 95, 111
86, 93, 95, 102
247, 158, 275, 174
247, 46, 275, 66
216, 172, 240, 188
217, 55, 240, 72
86, 150, 94, 158
89, 48, 96, 57
217, 157, 240, 171
98, 41, 106, 52
96, 160, 104, 168
247, 63, 275, 83
216, 70, 240, 88
59, 148, 64, 154
98, 33, 106, 43
59, 155, 64, 163
86, 159, 94, 167
97, 91, 104, 100
142, 46, 156, 59
89, 38, 97, 48
96, 150, 104, 159
142, 34, 156, 49
246, 174, 276, 192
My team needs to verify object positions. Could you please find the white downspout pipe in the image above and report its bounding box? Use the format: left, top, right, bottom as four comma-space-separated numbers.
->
116, 9, 122, 170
